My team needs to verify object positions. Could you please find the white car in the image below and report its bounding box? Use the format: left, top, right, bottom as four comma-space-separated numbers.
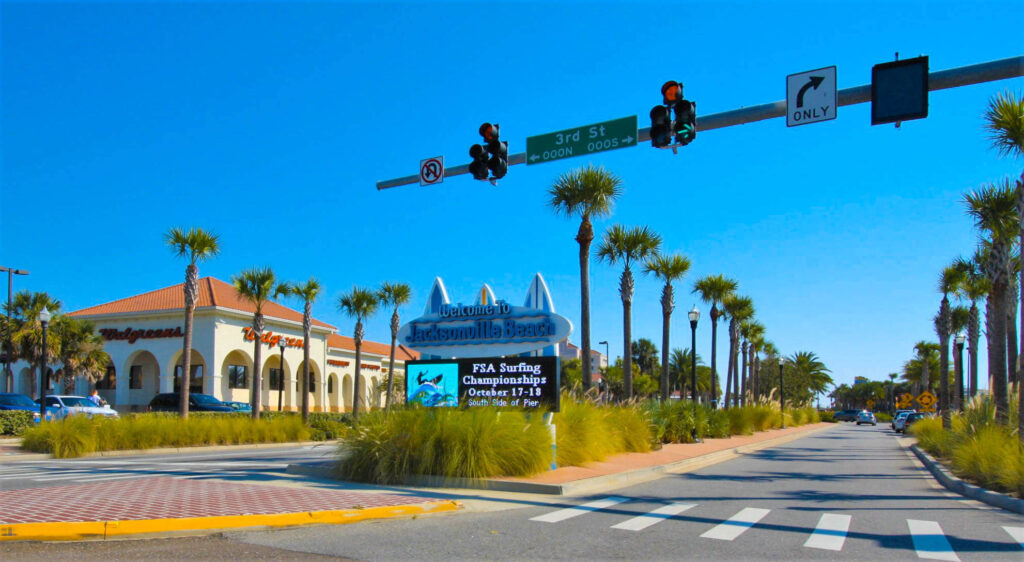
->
893, 411, 913, 432
40, 395, 119, 419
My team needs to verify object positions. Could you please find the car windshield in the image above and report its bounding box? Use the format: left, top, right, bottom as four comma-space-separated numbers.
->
0, 394, 36, 407
191, 394, 222, 405
61, 397, 95, 407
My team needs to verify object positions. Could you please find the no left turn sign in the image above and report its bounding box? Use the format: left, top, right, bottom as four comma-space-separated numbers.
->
419, 156, 444, 186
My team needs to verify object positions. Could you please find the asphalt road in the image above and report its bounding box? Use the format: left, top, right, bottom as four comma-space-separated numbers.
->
0, 444, 337, 490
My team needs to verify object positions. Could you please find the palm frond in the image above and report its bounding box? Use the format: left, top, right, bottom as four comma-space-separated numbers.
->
984, 89, 1024, 158
338, 286, 380, 321
692, 274, 738, 305
643, 252, 691, 282
548, 164, 623, 220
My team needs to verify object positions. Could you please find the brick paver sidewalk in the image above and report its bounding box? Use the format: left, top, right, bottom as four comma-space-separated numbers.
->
0, 477, 439, 524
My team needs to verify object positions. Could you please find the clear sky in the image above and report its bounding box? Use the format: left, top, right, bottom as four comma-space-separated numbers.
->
2, 1, 1022, 395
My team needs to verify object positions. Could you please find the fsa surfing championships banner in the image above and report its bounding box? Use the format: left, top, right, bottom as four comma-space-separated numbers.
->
405, 356, 560, 412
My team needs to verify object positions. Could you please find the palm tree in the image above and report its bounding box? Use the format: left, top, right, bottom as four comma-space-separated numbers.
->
964, 181, 1017, 424
165, 227, 220, 418
786, 351, 832, 406
644, 252, 691, 401
936, 266, 960, 429
279, 277, 321, 423
338, 286, 379, 420
548, 165, 623, 391
233, 267, 277, 419
631, 338, 659, 377
377, 282, 412, 412
597, 224, 662, 400
722, 295, 753, 409
740, 320, 764, 406
53, 316, 108, 389
953, 254, 988, 400
8, 291, 62, 398
903, 341, 940, 394
693, 274, 737, 407
950, 305, 970, 412
669, 347, 702, 394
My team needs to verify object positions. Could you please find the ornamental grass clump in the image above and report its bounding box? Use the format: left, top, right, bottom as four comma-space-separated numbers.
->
727, 406, 755, 435
646, 400, 696, 444
339, 407, 551, 484
555, 396, 619, 466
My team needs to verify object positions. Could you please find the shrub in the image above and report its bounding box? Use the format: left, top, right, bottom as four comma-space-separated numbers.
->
910, 417, 956, 459
819, 411, 837, 423
646, 400, 697, 444
0, 410, 34, 436
727, 407, 755, 435
875, 413, 892, 423
555, 397, 619, 466
707, 408, 730, 438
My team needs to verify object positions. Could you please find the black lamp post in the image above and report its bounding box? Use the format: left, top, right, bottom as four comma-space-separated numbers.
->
778, 356, 785, 429
277, 337, 286, 412
1, 266, 28, 393
688, 306, 700, 443
955, 334, 966, 412
38, 307, 51, 421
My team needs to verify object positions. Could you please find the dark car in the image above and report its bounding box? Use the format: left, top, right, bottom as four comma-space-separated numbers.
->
903, 412, 928, 431
834, 409, 863, 422
148, 393, 234, 413
0, 392, 59, 422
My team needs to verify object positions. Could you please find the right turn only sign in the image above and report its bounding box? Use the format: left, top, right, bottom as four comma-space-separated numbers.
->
787, 66, 837, 127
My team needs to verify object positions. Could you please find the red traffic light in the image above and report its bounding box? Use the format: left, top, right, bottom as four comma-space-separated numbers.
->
479, 122, 499, 142
661, 81, 682, 105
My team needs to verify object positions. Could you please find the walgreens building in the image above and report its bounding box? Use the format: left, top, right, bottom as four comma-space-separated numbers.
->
11, 277, 417, 413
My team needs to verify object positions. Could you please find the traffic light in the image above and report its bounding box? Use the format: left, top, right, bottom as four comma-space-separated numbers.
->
650, 105, 672, 148
481, 122, 508, 179
674, 100, 696, 145
469, 143, 489, 180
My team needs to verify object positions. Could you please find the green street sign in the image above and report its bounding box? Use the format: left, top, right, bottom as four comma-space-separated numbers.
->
526, 115, 637, 165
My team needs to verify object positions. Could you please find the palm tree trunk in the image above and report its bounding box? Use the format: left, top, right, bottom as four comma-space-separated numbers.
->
620, 268, 634, 400
660, 283, 673, 402
724, 319, 736, 409
251, 313, 264, 420
710, 304, 719, 407
180, 263, 198, 419
969, 302, 980, 400
987, 243, 1010, 425
740, 341, 748, 407
353, 320, 364, 420
1006, 276, 1018, 385
385, 309, 399, 412
302, 301, 312, 423
938, 296, 951, 430
1018, 177, 1024, 441
577, 216, 594, 391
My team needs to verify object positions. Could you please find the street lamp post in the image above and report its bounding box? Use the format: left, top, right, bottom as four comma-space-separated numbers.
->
38, 307, 51, 421
778, 356, 785, 429
277, 338, 286, 412
955, 334, 966, 412
1, 267, 29, 393
688, 306, 700, 443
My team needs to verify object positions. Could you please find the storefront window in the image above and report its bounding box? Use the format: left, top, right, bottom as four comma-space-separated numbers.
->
173, 364, 203, 394
269, 368, 283, 391
96, 365, 116, 389
228, 365, 247, 389
328, 377, 334, 394
129, 365, 142, 389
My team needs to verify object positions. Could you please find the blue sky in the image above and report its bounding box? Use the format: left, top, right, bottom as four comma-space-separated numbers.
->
2, 1, 1022, 395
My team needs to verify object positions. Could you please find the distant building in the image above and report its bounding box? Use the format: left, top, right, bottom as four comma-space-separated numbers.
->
854, 376, 869, 386
557, 340, 607, 383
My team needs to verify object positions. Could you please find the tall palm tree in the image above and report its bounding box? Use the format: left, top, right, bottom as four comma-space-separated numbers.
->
786, 351, 833, 405
644, 252, 691, 401
233, 267, 277, 419
950, 305, 970, 412
8, 291, 62, 398
377, 282, 412, 412
964, 181, 1017, 424
548, 165, 623, 391
279, 277, 321, 423
669, 347, 703, 395
722, 294, 753, 409
740, 320, 764, 406
597, 224, 662, 400
953, 254, 989, 400
53, 316, 108, 389
936, 266, 960, 429
165, 227, 220, 418
693, 274, 737, 407
338, 287, 379, 421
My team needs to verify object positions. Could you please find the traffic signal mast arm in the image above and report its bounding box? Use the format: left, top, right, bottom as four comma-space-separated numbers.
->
376, 56, 1023, 190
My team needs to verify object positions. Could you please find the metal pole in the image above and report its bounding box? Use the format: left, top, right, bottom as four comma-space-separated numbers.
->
1, 267, 28, 393
278, 343, 285, 412
690, 318, 699, 443
376, 56, 1024, 190
957, 340, 966, 411
39, 318, 48, 420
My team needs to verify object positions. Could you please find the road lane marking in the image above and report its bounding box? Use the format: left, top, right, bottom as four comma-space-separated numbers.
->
803, 513, 851, 551
907, 520, 960, 561
530, 497, 629, 523
27, 471, 97, 481
72, 473, 151, 482
1003, 526, 1024, 548
0, 471, 48, 479
611, 503, 697, 531
700, 507, 771, 541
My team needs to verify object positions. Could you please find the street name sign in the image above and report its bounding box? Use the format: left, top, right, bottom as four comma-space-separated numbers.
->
526, 115, 637, 165
786, 66, 837, 127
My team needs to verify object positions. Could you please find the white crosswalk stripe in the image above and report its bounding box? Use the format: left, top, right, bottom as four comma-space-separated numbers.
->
700, 507, 771, 541
907, 520, 960, 561
530, 496, 629, 523
1003, 526, 1024, 549
803, 513, 851, 551
611, 503, 697, 531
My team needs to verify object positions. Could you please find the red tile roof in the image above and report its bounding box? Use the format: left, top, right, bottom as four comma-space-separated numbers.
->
68, 277, 336, 330
327, 334, 419, 361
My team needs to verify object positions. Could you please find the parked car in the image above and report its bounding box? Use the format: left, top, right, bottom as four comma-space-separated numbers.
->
834, 409, 864, 422
222, 401, 251, 413
148, 392, 234, 413
38, 395, 119, 419
902, 412, 929, 432
855, 411, 877, 426
892, 410, 914, 431
0, 392, 58, 422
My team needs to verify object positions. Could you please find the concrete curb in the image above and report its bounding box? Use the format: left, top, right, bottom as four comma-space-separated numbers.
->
288, 423, 834, 496
0, 500, 462, 542
909, 444, 1024, 515
0, 440, 332, 464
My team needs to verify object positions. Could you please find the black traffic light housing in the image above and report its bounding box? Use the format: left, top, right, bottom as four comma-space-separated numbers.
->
469, 122, 508, 182
650, 80, 697, 151
674, 100, 696, 145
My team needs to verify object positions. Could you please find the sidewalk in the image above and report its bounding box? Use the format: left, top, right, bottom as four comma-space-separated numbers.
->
0, 422, 833, 541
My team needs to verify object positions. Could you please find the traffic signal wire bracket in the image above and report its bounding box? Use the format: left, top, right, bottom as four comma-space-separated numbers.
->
376, 56, 1024, 190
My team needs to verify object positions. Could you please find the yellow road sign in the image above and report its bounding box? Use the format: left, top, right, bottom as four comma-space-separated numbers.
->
866, 399, 875, 409
920, 406, 936, 412
899, 393, 914, 407
917, 390, 936, 408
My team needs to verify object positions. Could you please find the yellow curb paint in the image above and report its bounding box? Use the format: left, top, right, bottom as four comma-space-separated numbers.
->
0, 501, 460, 542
